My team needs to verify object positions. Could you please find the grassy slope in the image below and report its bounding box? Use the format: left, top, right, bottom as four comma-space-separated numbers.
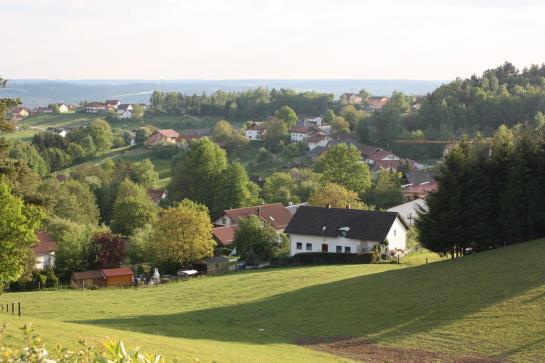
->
3, 241, 545, 361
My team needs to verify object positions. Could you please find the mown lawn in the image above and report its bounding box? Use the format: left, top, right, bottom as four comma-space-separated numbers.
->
2, 240, 545, 362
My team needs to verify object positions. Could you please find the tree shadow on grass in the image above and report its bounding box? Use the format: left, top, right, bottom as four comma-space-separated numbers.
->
75, 241, 545, 354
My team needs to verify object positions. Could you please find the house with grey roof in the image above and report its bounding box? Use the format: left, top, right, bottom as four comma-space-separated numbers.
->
284, 205, 408, 257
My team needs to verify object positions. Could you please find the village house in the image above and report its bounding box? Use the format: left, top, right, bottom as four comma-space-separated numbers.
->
146, 129, 180, 145
341, 93, 363, 105
290, 122, 310, 142
193, 250, 231, 275
365, 96, 390, 111
387, 198, 428, 227
307, 133, 332, 151
214, 203, 293, 232
212, 225, 238, 247
105, 100, 121, 109
10, 106, 30, 119
402, 171, 438, 200
284, 205, 408, 257
245, 122, 266, 141
55, 103, 69, 113
85, 102, 107, 113
147, 188, 167, 205
32, 231, 57, 270
71, 267, 133, 288
117, 104, 133, 119
304, 116, 322, 127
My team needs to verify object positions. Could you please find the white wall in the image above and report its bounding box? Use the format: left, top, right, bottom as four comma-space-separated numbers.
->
35, 253, 55, 270
288, 234, 378, 257
213, 215, 234, 226
245, 130, 262, 140
290, 132, 307, 142
385, 217, 407, 250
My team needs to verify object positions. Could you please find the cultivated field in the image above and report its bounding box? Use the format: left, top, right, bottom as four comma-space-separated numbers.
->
2, 243, 545, 362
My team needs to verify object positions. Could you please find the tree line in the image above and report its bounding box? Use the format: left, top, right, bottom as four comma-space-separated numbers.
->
416, 123, 545, 257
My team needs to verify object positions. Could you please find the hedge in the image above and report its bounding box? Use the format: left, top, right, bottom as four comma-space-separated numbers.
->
271, 252, 376, 266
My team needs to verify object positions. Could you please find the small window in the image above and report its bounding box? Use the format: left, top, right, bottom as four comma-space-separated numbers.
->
296, 242, 302, 250
394, 229, 397, 236
222, 218, 227, 224
306, 243, 312, 251
336, 246, 342, 253
345, 246, 351, 253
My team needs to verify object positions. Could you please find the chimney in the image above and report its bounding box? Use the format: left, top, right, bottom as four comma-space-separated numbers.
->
346, 204, 351, 209
326, 204, 332, 209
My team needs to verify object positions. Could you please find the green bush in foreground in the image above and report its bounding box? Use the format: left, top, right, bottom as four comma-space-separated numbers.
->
0, 323, 164, 363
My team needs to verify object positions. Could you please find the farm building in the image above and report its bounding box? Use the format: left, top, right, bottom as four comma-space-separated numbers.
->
32, 231, 57, 270
194, 251, 231, 275
214, 203, 293, 232
71, 267, 133, 288
284, 205, 408, 257
146, 129, 180, 145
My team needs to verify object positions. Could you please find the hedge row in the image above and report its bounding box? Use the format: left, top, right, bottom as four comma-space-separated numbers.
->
271, 252, 376, 266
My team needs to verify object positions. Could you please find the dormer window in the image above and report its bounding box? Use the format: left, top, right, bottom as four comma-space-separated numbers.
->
339, 227, 350, 238
321, 226, 327, 233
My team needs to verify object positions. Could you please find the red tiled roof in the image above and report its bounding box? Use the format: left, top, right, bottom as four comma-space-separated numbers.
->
368, 149, 397, 161
367, 97, 389, 108
246, 122, 265, 131
373, 159, 414, 171
147, 188, 166, 204
290, 125, 309, 133
212, 225, 238, 246
307, 133, 328, 144
224, 203, 293, 230
101, 268, 133, 278
32, 231, 58, 255
157, 129, 180, 138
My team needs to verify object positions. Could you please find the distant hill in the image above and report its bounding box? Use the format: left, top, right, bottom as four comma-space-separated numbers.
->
0, 79, 447, 107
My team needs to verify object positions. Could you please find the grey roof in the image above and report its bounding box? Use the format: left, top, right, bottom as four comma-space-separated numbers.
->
284, 206, 405, 242
307, 146, 327, 157
405, 171, 437, 186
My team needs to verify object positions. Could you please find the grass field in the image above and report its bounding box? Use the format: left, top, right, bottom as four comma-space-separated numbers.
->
2, 240, 545, 362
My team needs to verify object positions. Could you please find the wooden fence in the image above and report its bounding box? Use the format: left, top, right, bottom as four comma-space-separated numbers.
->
0, 301, 22, 316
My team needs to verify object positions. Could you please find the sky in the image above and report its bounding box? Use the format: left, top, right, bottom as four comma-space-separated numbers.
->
1, 0, 545, 80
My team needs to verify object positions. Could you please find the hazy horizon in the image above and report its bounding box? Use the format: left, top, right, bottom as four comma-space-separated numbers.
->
2, 0, 544, 80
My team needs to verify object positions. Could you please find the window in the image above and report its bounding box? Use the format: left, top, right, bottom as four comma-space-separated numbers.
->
306, 243, 312, 251
222, 218, 227, 225
394, 229, 397, 236
336, 246, 342, 253
339, 227, 350, 238
344, 246, 351, 253
296, 242, 302, 250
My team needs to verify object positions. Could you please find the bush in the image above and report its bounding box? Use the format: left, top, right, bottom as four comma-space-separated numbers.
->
271, 252, 376, 266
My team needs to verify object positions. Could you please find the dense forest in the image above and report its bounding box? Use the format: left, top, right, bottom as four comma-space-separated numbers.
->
148, 88, 333, 121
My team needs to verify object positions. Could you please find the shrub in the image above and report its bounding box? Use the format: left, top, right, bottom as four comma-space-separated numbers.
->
0, 323, 164, 363
271, 252, 376, 266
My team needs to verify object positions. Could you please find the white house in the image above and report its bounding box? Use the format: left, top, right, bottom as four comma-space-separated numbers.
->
117, 104, 134, 119
284, 206, 408, 257
32, 231, 57, 270
307, 133, 332, 150
304, 117, 322, 127
214, 203, 293, 232
290, 122, 309, 142
56, 103, 69, 113
388, 198, 428, 227
245, 122, 266, 141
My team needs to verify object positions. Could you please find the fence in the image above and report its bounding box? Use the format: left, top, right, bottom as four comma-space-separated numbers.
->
0, 301, 22, 316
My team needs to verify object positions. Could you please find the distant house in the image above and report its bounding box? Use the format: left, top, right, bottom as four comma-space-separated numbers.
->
212, 225, 238, 247
146, 129, 180, 145
85, 102, 107, 113
71, 267, 133, 288
105, 100, 121, 109
32, 231, 57, 270
388, 198, 428, 227
290, 122, 310, 142
55, 103, 69, 113
341, 93, 363, 105
58, 129, 68, 138
245, 122, 266, 141
176, 134, 202, 144
147, 188, 167, 204
365, 96, 390, 111
411, 96, 426, 112
304, 117, 322, 127
10, 107, 30, 119
214, 203, 293, 232
402, 172, 438, 200
117, 104, 133, 119
307, 133, 332, 151
284, 206, 408, 257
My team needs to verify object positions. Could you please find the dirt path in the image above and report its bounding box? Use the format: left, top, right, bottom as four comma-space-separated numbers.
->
296, 337, 512, 363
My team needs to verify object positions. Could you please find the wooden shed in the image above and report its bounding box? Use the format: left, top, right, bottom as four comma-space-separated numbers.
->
101, 268, 134, 287
194, 254, 230, 275
71, 268, 133, 288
